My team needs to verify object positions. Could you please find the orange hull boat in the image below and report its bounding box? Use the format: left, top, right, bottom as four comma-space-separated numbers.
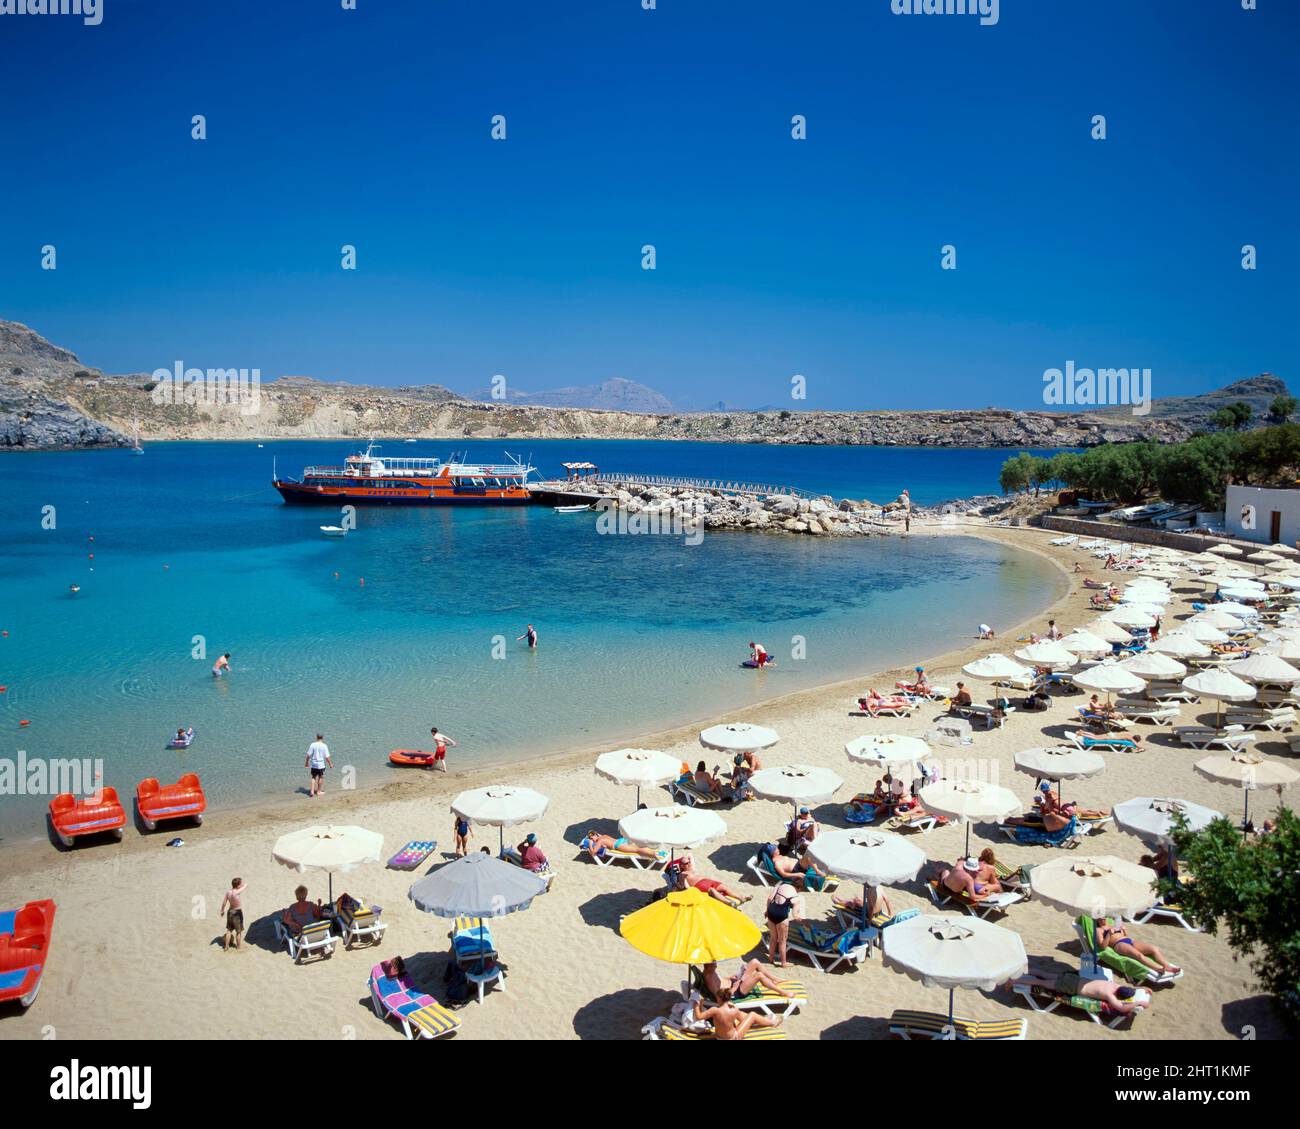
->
136, 773, 206, 831
389, 749, 438, 768
48, 788, 126, 848
0, 899, 55, 1008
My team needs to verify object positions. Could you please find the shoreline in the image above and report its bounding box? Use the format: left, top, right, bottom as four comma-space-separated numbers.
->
0, 520, 1068, 862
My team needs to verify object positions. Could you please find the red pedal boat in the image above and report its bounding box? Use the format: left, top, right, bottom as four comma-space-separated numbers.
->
0, 899, 55, 1008
136, 773, 206, 831
48, 788, 127, 847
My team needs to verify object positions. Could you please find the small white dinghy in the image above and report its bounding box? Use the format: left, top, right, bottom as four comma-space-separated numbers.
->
320, 525, 347, 538
553, 504, 592, 514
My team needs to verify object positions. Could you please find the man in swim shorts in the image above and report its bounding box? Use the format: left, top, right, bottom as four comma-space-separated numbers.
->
1009, 971, 1151, 1015
430, 726, 458, 772
305, 733, 331, 797
212, 653, 231, 678
749, 641, 770, 667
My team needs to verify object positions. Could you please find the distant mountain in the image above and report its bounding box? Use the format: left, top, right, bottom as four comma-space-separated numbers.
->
1086, 375, 1290, 428
471, 377, 674, 413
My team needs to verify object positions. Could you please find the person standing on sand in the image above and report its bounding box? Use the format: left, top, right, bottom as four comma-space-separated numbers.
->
219, 877, 248, 951
430, 726, 458, 772
212, 653, 231, 678
454, 814, 473, 856
516, 624, 538, 649
305, 733, 332, 797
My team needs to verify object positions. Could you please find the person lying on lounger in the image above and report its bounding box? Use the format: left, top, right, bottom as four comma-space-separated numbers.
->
581, 831, 663, 862
1006, 786, 1073, 833
703, 958, 794, 1004
1096, 918, 1181, 977
281, 886, 323, 935
758, 842, 829, 888
1008, 972, 1151, 1014
691, 996, 784, 1040
674, 855, 752, 905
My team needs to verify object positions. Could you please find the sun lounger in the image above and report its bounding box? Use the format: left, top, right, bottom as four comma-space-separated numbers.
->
1113, 700, 1180, 726
386, 840, 437, 871
1049, 535, 1078, 546
782, 921, 868, 973
1077, 708, 1131, 731
1010, 981, 1138, 1028
1076, 915, 1181, 985
581, 836, 668, 870
0, 899, 55, 1009
368, 963, 461, 1040
999, 816, 1087, 848
993, 859, 1034, 893
449, 916, 498, 965
1129, 898, 1201, 932
1175, 725, 1256, 751
274, 914, 337, 964
334, 895, 387, 948
830, 904, 921, 953
842, 794, 887, 824
500, 846, 556, 889
667, 778, 725, 807
884, 807, 946, 834
1225, 707, 1296, 731
855, 696, 918, 717
1144, 683, 1198, 703
1069, 731, 1140, 753
888, 1009, 1027, 1040
685, 965, 806, 1017
926, 879, 1026, 919
746, 852, 839, 892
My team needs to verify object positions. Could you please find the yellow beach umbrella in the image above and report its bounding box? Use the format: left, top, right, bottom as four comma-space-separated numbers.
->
620, 886, 760, 965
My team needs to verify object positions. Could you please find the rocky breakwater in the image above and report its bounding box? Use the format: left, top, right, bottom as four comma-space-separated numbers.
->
583, 481, 886, 537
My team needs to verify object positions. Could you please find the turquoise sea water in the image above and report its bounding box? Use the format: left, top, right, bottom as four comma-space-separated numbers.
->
0, 440, 1064, 841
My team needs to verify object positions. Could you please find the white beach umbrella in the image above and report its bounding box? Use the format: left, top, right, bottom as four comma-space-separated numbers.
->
1259, 638, 1300, 663
619, 805, 726, 855
808, 829, 927, 925
962, 653, 1032, 682
1071, 662, 1146, 700
844, 734, 929, 777
452, 785, 550, 852
272, 824, 384, 902
883, 915, 1028, 1030
595, 748, 683, 808
1220, 585, 1267, 603
1119, 651, 1187, 681
1088, 618, 1135, 645
1178, 620, 1231, 644
1251, 550, 1284, 564
1014, 745, 1106, 805
1189, 608, 1247, 631
1057, 630, 1111, 659
1227, 653, 1300, 686
699, 723, 780, 753
1182, 668, 1256, 728
1028, 855, 1160, 919
1014, 641, 1077, 668
1149, 632, 1212, 659
1205, 543, 1245, 557
1114, 796, 1222, 844
919, 778, 1020, 855
1269, 575, 1300, 590
1213, 601, 1259, 619
1195, 752, 1300, 830
1101, 608, 1156, 629
748, 763, 843, 816
808, 828, 926, 887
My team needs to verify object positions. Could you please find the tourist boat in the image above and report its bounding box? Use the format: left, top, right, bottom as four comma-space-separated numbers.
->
273, 442, 536, 506
319, 525, 347, 537
129, 411, 144, 455
553, 504, 592, 514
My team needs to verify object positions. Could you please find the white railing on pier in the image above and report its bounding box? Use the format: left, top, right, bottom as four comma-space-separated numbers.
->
589, 473, 820, 500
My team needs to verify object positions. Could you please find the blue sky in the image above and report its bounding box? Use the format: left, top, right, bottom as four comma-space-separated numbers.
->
0, 0, 1296, 410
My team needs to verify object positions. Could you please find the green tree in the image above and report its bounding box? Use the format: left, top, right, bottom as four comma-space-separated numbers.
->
998, 452, 1032, 495
1211, 401, 1253, 431
1268, 394, 1298, 425
1169, 808, 1300, 1033
1235, 422, 1300, 485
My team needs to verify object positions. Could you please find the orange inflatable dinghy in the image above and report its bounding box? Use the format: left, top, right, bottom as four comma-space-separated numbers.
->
48, 788, 126, 848
0, 899, 55, 1008
389, 749, 437, 768
136, 773, 206, 832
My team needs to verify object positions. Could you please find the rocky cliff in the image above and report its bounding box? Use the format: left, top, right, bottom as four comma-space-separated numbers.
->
0, 319, 1281, 451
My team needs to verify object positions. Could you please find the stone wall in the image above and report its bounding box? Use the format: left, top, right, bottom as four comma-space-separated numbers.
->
1037, 514, 1282, 560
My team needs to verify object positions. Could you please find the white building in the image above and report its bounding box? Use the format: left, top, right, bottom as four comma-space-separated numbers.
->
1225, 485, 1300, 546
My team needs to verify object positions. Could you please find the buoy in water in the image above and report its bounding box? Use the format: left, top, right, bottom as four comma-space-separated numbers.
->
19, 719, 30, 727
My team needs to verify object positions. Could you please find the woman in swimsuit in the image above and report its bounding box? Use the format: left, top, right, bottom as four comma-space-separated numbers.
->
694, 760, 726, 799
677, 856, 751, 905
581, 830, 663, 862
703, 959, 793, 1003
453, 816, 473, 856
1096, 918, 1181, 976
759, 842, 828, 888
765, 882, 803, 967
691, 997, 783, 1040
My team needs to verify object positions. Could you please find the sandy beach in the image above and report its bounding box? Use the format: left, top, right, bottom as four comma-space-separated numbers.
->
0, 522, 1287, 1041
